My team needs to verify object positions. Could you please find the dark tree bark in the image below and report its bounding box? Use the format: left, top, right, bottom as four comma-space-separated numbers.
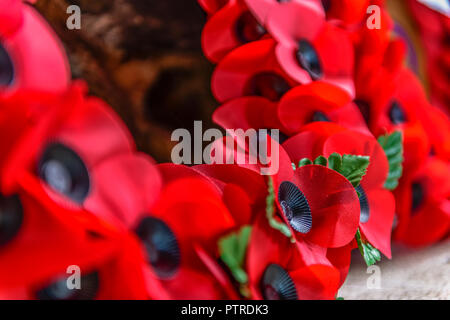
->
33, 0, 217, 162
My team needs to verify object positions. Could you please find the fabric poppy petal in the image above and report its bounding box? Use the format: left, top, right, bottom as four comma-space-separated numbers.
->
359, 188, 395, 258
202, 1, 263, 63
84, 153, 162, 230
281, 165, 360, 248
212, 39, 294, 102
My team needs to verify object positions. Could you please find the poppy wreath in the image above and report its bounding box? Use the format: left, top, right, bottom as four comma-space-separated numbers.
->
0, 0, 448, 300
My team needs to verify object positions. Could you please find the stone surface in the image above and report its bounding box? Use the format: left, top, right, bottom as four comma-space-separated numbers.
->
339, 241, 450, 300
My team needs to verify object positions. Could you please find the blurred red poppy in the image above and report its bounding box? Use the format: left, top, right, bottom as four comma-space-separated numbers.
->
266, 2, 355, 96
138, 177, 237, 299
0, 83, 162, 230
202, 0, 268, 63
394, 157, 450, 247
0, 0, 69, 94
212, 39, 296, 102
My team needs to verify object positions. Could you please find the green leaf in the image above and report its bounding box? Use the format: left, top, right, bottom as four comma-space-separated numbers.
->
338, 154, 370, 188
297, 153, 370, 188
336, 297, 345, 301
218, 225, 252, 284
298, 158, 313, 167
327, 153, 342, 172
378, 131, 404, 190
313, 155, 328, 166
355, 229, 381, 267
265, 177, 295, 242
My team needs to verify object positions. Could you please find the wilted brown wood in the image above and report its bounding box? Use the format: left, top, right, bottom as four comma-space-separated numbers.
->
33, 0, 217, 162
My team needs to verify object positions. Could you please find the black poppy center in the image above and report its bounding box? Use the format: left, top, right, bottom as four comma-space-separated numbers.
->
295, 39, 322, 80
354, 99, 371, 126
235, 11, 266, 44
278, 181, 312, 234
321, 0, 331, 12
0, 194, 23, 247
388, 101, 407, 125
38, 143, 90, 204
411, 182, 425, 213
36, 271, 100, 300
261, 264, 298, 300
356, 185, 370, 223
246, 72, 291, 101
135, 216, 181, 279
310, 111, 330, 123
0, 43, 14, 86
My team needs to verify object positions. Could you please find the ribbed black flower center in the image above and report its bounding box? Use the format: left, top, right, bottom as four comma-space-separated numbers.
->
321, 0, 331, 12
356, 185, 370, 223
247, 72, 291, 101
0, 194, 23, 247
354, 99, 371, 126
135, 217, 181, 279
0, 43, 14, 86
36, 271, 100, 300
411, 182, 425, 213
278, 181, 312, 233
261, 264, 298, 300
388, 101, 407, 125
235, 11, 266, 44
295, 39, 322, 80
38, 143, 90, 204
311, 111, 330, 123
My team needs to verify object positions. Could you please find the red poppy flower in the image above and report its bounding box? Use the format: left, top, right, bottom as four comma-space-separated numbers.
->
354, 68, 431, 174
394, 157, 450, 247
266, 2, 355, 96
138, 177, 237, 299
275, 163, 360, 248
277, 81, 369, 135
0, 171, 121, 290
283, 123, 395, 257
202, 0, 268, 63
417, 104, 450, 161
247, 213, 341, 300
2, 230, 149, 300
0, 84, 162, 230
322, 130, 395, 258
0, 0, 69, 94
212, 39, 296, 102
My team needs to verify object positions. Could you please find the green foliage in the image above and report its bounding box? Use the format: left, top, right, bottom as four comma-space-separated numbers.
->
378, 131, 404, 190
298, 153, 370, 188
355, 229, 381, 267
266, 177, 295, 243
218, 226, 252, 284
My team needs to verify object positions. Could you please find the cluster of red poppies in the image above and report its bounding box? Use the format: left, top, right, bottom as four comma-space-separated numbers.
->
0, 0, 448, 300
